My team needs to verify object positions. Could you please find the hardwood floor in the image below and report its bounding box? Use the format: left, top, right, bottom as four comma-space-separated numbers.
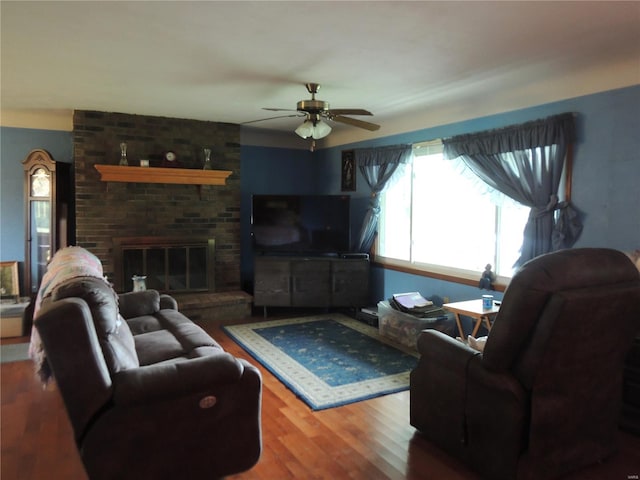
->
2, 320, 640, 480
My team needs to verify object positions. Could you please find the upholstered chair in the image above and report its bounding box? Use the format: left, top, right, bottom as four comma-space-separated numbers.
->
410, 248, 640, 480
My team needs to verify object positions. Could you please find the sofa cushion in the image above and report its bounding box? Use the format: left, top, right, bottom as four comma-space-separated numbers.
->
53, 276, 139, 373
134, 330, 186, 365
155, 309, 223, 350
118, 290, 161, 319
126, 315, 164, 335
131, 308, 224, 364
109, 315, 140, 371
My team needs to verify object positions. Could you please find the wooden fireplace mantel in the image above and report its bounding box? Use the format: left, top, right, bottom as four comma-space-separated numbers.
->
94, 164, 232, 186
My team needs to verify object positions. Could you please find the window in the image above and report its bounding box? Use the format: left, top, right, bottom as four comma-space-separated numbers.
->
377, 141, 529, 279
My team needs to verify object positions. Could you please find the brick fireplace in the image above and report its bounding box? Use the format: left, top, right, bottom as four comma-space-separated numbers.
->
73, 110, 242, 295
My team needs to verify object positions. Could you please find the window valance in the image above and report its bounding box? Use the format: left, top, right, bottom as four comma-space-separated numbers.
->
443, 113, 576, 158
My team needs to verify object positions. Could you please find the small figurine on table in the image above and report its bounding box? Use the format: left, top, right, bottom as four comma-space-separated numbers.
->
479, 263, 497, 290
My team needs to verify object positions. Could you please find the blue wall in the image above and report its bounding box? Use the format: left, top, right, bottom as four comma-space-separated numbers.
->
316, 85, 640, 304
2, 86, 638, 302
0, 127, 72, 265
239, 145, 315, 289
239, 144, 371, 289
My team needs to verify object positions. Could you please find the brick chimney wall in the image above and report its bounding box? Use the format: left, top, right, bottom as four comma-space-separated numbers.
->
72, 110, 242, 292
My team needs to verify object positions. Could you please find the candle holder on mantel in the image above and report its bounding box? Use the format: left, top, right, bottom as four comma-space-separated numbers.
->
203, 148, 213, 170
119, 142, 129, 166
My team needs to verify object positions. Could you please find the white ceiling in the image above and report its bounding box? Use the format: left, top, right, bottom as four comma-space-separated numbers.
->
2, 1, 639, 147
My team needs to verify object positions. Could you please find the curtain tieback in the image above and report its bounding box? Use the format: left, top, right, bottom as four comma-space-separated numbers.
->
532, 194, 559, 218
552, 200, 583, 250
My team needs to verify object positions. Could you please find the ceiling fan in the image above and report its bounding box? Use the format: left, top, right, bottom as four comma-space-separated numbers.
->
245, 83, 380, 140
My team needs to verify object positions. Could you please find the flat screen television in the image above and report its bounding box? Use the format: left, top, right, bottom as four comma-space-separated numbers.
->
251, 194, 351, 254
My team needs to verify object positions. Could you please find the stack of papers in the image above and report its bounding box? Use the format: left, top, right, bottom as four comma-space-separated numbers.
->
392, 292, 432, 309
390, 292, 447, 319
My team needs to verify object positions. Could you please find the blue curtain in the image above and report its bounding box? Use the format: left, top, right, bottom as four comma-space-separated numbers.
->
354, 145, 412, 253
443, 113, 582, 267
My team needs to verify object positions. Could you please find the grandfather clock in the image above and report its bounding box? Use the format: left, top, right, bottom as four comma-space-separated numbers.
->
22, 149, 74, 297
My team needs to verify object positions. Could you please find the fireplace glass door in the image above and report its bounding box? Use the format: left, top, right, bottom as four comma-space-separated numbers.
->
122, 244, 210, 293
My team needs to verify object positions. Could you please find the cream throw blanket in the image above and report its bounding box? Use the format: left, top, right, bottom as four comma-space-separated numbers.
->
29, 246, 109, 384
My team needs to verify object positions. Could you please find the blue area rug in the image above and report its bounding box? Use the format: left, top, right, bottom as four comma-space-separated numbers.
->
223, 314, 418, 410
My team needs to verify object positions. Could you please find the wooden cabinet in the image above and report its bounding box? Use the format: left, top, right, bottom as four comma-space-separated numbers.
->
291, 260, 331, 307
253, 258, 291, 307
254, 256, 369, 308
331, 259, 370, 306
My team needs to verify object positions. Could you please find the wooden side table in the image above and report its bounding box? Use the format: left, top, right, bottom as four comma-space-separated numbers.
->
443, 299, 500, 340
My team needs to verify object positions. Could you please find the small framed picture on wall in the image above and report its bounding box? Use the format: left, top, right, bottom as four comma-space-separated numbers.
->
0, 261, 19, 301
341, 150, 356, 192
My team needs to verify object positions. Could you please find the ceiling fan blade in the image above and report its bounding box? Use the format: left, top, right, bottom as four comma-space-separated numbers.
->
241, 113, 305, 125
329, 115, 380, 131
328, 108, 373, 116
262, 107, 299, 112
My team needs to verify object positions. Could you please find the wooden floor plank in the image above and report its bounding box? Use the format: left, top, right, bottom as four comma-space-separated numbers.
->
2, 320, 640, 480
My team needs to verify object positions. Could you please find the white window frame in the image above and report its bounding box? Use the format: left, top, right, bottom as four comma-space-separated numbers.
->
375, 139, 533, 290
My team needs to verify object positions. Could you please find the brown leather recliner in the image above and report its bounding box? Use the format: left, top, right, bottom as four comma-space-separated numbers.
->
35, 276, 262, 480
410, 248, 640, 480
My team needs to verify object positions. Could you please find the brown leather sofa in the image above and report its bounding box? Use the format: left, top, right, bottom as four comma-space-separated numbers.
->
35, 275, 262, 480
410, 248, 640, 480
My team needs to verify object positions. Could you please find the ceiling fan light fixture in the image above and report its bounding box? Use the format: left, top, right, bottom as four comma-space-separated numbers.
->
295, 118, 332, 139
258, 83, 379, 136
295, 120, 313, 139
312, 119, 331, 139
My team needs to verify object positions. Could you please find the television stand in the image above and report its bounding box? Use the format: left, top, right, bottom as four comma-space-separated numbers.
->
253, 255, 370, 314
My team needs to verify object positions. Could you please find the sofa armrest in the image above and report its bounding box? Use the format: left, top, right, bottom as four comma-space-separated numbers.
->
118, 290, 160, 318
112, 352, 245, 405
35, 298, 113, 439
464, 358, 527, 478
159, 294, 178, 310
410, 329, 527, 480
82, 353, 262, 480
416, 328, 478, 359
411, 330, 480, 451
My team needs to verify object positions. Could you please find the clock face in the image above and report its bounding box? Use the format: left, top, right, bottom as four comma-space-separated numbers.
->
31, 168, 50, 197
